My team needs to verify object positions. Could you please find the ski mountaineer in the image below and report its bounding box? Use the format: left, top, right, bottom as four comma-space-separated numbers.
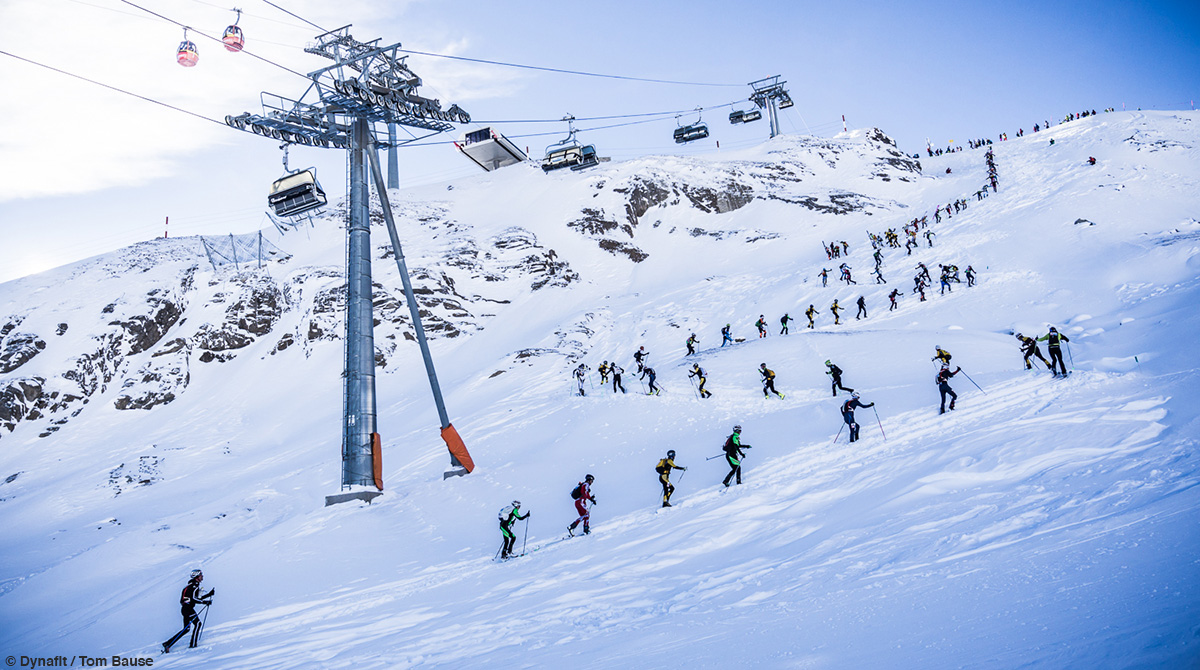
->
805, 304, 819, 329
841, 392, 875, 443
830, 299, 843, 325
1016, 333, 1052, 371
722, 425, 751, 487
932, 345, 952, 367
966, 266, 976, 287
759, 363, 785, 399
819, 268, 829, 287
825, 360, 854, 397
756, 315, 768, 338
655, 450, 688, 507
689, 363, 713, 398
567, 474, 597, 536
1038, 326, 1071, 376
936, 365, 962, 414
721, 324, 733, 347
888, 288, 901, 311
611, 363, 627, 394
498, 500, 530, 559
162, 569, 214, 653
633, 346, 649, 373
573, 363, 588, 396
686, 333, 699, 356
641, 366, 661, 395
780, 313, 793, 335
598, 361, 610, 385
855, 296, 867, 320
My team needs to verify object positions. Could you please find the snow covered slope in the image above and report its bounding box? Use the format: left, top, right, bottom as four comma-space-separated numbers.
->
1, 111, 1198, 668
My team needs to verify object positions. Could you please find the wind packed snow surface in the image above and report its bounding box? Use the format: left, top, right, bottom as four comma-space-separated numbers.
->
1, 112, 1199, 669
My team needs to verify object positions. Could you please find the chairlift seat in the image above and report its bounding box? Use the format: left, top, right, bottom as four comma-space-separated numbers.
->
269, 169, 327, 217
742, 109, 763, 122
729, 110, 745, 124
674, 123, 710, 144
569, 145, 599, 171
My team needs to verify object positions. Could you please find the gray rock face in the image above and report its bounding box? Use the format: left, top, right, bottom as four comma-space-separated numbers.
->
115, 340, 190, 411
0, 333, 46, 373
0, 377, 45, 432
111, 290, 182, 356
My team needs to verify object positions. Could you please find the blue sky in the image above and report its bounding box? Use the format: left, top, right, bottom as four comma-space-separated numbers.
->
1, 0, 1196, 283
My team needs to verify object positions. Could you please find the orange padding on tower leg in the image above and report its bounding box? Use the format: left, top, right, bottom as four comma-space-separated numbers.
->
441, 424, 475, 473
371, 432, 384, 491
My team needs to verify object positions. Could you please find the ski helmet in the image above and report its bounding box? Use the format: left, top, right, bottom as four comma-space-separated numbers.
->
1015, 333, 1023, 339
1049, 326, 1057, 332
825, 360, 832, 366
189, 569, 203, 581
760, 363, 767, 368
585, 474, 594, 483
733, 425, 742, 433
667, 450, 676, 459
512, 500, 521, 507
851, 392, 860, 399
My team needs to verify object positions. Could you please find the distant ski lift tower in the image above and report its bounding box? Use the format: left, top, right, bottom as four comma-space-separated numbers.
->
748, 75, 794, 139
224, 25, 477, 504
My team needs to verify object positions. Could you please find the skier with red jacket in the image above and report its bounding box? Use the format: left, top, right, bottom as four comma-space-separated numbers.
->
568, 474, 597, 536
162, 569, 214, 653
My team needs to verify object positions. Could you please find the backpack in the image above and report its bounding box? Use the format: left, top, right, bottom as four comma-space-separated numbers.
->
571, 484, 582, 500
498, 505, 514, 522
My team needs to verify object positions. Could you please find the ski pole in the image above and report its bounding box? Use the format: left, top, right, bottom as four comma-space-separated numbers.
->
494, 544, 503, 561
1066, 342, 1075, 370
958, 368, 987, 394
689, 376, 700, 400
196, 603, 210, 646
831, 423, 844, 445
706, 454, 725, 461
522, 518, 529, 556
873, 406, 887, 441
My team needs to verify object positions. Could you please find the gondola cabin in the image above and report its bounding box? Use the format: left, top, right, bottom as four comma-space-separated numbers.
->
673, 123, 710, 144
454, 127, 527, 171
268, 169, 326, 218
177, 40, 199, 67
222, 25, 245, 52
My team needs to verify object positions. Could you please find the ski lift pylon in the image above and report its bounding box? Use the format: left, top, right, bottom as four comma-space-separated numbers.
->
222, 9, 245, 52
177, 28, 199, 67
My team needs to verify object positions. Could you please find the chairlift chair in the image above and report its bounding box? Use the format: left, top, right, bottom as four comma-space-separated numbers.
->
674, 123, 710, 144
729, 110, 745, 124
742, 109, 763, 123
269, 169, 327, 218
541, 116, 599, 172
177, 29, 199, 67
455, 127, 527, 171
